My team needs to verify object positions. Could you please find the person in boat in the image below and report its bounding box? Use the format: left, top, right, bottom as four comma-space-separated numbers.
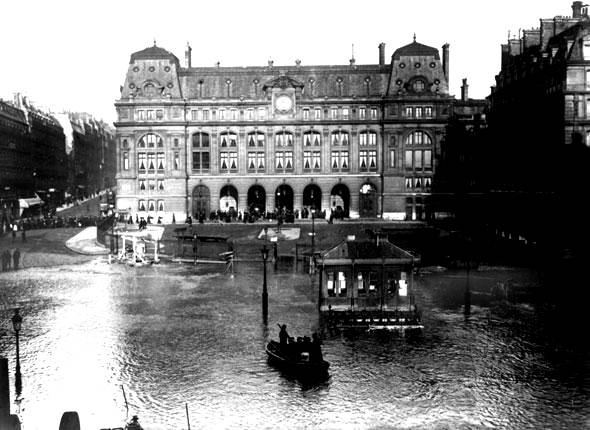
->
310, 332, 323, 362
126, 415, 143, 430
278, 324, 289, 347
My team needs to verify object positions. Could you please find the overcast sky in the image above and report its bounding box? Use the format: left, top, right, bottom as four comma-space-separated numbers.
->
0, 0, 566, 124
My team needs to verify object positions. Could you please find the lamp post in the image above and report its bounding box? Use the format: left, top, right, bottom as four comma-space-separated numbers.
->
193, 233, 198, 266
261, 244, 269, 323
311, 208, 316, 254
11, 309, 22, 395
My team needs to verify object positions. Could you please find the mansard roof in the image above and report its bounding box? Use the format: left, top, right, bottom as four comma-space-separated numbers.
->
130, 45, 179, 64
392, 41, 440, 60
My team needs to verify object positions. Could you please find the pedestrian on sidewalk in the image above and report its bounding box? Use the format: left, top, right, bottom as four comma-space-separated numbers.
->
21, 222, 26, 242
12, 223, 17, 243
13, 248, 20, 270
3, 249, 11, 270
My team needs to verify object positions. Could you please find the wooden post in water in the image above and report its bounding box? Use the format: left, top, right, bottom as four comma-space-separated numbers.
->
261, 245, 269, 323
464, 264, 471, 316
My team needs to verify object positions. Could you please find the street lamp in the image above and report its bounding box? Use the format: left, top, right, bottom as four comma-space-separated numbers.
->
261, 244, 269, 322
11, 308, 22, 395
311, 208, 316, 254
193, 233, 198, 265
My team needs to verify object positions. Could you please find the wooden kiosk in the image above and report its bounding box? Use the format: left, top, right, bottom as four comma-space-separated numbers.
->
317, 234, 423, 332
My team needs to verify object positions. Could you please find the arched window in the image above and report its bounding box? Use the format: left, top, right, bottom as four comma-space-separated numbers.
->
138, 133, 163, 148
275, 131, 293, 147
247, 131, 265, 147
143, 82, 157, 97
303, 130, 321, 146
405, 131, 432, 146
331, 130, 349, 146
219, 131, 237, 147
359, 131, 377, 146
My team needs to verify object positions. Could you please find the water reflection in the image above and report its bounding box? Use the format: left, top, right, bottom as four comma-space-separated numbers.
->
0, 260, 588, 429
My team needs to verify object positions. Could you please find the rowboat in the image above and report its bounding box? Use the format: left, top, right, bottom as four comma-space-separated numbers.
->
265, 340, 329, 377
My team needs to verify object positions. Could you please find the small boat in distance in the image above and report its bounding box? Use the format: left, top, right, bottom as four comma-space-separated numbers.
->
266, 339, 330, 377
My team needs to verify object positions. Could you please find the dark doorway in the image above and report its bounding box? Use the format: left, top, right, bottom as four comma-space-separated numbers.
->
302, 184, 322, 212
275, 184, 294, 211
330, 183, 350, 218
359, 183, 377, 217
247, 185, 266, 215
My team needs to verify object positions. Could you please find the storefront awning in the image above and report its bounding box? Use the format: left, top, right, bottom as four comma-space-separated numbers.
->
19, 193, 45, 208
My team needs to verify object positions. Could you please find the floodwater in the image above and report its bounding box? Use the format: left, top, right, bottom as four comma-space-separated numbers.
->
0, 258, 589, 429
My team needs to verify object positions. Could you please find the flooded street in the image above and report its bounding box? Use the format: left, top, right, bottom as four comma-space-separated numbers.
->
0, 258, 589, 429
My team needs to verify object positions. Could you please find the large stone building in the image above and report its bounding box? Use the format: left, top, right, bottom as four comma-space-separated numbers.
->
445, 1, 590, 252
115, 39, 482, 222
0, 95, 116, 226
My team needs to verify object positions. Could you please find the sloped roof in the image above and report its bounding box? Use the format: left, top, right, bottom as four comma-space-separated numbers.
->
130, 45, 179, 64
321, 239, 416, 261
392, 41, 440, 60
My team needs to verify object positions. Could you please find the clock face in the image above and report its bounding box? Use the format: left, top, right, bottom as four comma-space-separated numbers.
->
275, 95, 293, 112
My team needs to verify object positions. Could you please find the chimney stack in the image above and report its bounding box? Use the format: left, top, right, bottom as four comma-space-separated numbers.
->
379, 43, 386, 66
461, 78, 469, 101
442, 43, 449, 81
185, 42, 192, 68
572, 1, 584, 18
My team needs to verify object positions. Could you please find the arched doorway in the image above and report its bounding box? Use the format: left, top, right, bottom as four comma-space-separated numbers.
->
247, 185, 266, 215
219, 185, 238, 212
192, 185, 210, 218
330, 184, 350, 218
302, 184, 322, 212
275, 184, 294, 211
359, 183, 378, 217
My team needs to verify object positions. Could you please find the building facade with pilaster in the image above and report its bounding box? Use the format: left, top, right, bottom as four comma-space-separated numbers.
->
115, 40, 479, 222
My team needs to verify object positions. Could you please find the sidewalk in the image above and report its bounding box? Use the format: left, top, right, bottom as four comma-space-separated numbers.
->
64, 227, 109, 255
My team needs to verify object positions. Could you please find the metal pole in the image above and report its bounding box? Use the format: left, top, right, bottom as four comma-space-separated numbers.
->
15, 331, 21, 396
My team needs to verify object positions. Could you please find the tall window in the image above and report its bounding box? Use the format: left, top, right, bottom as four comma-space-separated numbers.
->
247, 151, 265, 172
331, 108, 338, 119
331, 150, 349, 171
370, 107, 377, 119
359, 131, 377, 146
359, 108, 366, 119
360, 150, 377, 171
157, 153, 165, 171
220, 151, 238, 172
275, 151, 293, 171
174, 152, 180, 170
192, 132, 210, 172
303, 130, 321, 146
405, 149, 432, 171
247, 132, 265, 172
389, 149, 396, 168
314, 108, 321, 120
123, 152, 129, 170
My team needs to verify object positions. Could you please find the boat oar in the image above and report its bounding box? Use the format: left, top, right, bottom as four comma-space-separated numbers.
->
121, 385, 129, 421
185, 402, 191, 430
